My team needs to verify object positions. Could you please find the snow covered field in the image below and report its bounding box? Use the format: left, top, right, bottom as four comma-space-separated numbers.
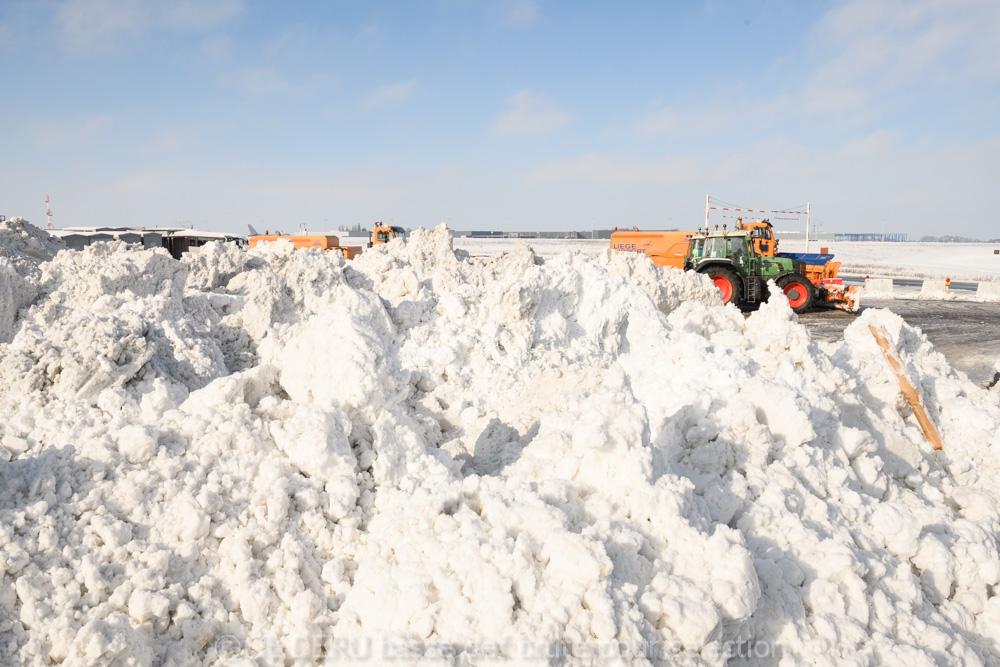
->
2, 218, 1000, 665
779, 240, 1000, 283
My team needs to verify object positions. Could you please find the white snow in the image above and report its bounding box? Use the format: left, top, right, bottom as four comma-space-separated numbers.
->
2, 218, 1000, 665
778, 241, 1000, 283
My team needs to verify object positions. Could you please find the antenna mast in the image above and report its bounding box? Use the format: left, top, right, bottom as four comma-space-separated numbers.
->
46, 195, 53, 229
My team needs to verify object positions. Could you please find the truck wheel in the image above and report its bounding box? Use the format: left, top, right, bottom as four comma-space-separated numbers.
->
704, 268, 742, 305
777, 274, 814, 313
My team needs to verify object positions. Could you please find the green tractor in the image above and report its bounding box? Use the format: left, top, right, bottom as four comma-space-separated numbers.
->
684, 230, 816, 313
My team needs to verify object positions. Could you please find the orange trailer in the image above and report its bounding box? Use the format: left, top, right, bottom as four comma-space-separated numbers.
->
249, 234, 362, 258
609, 230, 694, 269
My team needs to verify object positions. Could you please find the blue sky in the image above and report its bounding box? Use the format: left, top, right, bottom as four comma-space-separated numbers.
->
2, 0, 999, 238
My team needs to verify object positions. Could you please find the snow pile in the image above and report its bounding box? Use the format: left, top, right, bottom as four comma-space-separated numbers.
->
0, 217, 65, 269
0, 218, 64, 344
2, 224, 1000, 665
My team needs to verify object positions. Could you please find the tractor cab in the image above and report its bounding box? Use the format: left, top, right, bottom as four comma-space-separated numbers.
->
686, 231, 758, 272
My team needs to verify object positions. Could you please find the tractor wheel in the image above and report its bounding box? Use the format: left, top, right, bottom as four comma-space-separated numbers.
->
704, 267, 742, 306
777, 273, 814, 313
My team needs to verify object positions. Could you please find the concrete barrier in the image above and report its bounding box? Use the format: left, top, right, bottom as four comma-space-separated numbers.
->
976, 282, 1000, 302
919, 280, 950, 299
864, 278, 894, 298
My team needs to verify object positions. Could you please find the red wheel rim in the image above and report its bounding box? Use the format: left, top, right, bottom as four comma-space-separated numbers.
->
711, 275, 732, 302
783, 281, 808, 308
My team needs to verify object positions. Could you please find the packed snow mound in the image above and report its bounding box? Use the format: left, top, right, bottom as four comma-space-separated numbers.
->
0, 258, 36, 344
0, 218, 63, 343
0, 217, 65, 271
181, 241, 250, 292
2, 224, 1000, 665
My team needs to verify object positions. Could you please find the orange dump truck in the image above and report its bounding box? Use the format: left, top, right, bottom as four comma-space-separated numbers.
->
249, 234, 362, 259
609, 230, 694, 269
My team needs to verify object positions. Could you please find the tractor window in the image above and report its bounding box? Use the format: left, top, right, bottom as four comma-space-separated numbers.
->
704, 236, 726, 258
689, 238, 704, 259
730, 237, 749, 268
377, 231, 391, 243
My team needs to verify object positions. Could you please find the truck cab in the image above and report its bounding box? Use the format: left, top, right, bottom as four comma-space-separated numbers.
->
736, 217, 778, 257
369, 223, 407, 247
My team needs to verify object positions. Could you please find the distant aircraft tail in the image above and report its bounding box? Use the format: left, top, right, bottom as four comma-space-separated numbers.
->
247, 224, 261, 236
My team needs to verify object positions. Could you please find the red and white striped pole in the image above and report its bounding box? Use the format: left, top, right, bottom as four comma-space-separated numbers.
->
46, 195, 52, 230
805, 202, 811, 253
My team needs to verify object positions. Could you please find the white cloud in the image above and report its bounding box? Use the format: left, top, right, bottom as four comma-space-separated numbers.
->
160, 0, 243, 31
364, 80, 419, 109
526, 152, 701, 186
55, 0, 243, 53
495, 89, 569, 136
355, 23, 380, 42
141, 127, 195, 153
55, 0, 143, 52
501, 0, 537, 26
802, 0, 1000, 114
28, 115, 113, 149
634, 104, 739, 138
507, 131, 1000, 237
112, 169, 182, 193
200, 35, 234, 60
252, 171, 390, 203
438, 0, 538, 27
218, 67, 297, 96
525, 133, 900, 188
629, 1, 1000, 137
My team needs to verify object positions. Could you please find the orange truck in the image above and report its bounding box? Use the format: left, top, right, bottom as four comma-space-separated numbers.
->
369, 222, 407, 247
249, 234, 362, 259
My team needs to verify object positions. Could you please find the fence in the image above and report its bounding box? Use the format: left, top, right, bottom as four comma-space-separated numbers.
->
835, 233, 908, 242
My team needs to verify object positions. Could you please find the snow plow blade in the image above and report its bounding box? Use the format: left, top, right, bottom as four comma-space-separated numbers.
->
818, 284, 860, 313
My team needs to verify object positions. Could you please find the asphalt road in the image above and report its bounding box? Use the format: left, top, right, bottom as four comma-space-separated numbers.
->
799, 299, 1000, 388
